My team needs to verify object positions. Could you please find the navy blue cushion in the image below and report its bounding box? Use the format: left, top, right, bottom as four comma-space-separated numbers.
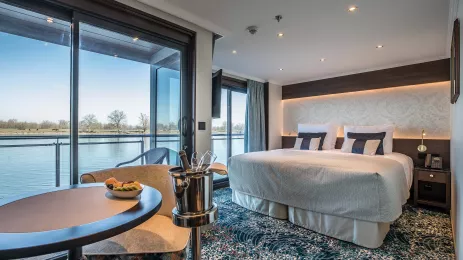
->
346, 132, 386, 155
297, 132, 327, 150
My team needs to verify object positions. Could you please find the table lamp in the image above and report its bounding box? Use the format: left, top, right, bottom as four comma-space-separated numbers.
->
417, 129, 427, 152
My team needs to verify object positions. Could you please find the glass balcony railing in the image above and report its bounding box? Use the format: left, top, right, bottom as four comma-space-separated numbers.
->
0, 134, 178, 199
211, 133, 245, 164
0, 133, 244, 199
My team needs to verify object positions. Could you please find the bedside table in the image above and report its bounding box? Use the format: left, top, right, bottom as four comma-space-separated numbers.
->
413, 167, 451, 211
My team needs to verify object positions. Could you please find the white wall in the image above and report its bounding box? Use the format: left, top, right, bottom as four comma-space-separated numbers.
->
452, 0, 463, 257
116, 0, 213, 155
283, 82, 451, 139
268, 83, 283, 150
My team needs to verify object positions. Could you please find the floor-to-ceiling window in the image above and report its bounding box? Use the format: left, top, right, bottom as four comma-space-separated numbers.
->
0, 0, 194, 199
0, 2, 71, 198
211, 89, 228, 166
78, 21, 182, 175
156, 67, 181, 164
231, 91, 246, 156
212, 85, 247, 180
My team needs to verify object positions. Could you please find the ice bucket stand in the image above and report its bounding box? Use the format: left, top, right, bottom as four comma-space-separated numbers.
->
172, 204, 218, 260
169, 163, 227, 260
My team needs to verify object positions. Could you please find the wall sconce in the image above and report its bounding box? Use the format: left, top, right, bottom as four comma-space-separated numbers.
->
417, 129, 427, 152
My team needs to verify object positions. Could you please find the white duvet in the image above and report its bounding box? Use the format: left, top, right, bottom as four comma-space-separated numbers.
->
228, 149, 413, 223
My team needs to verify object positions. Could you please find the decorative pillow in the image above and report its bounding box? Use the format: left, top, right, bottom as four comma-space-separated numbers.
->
343, 125, 394, 154
341, 138, 382, 156
294, 137, 321, 151
297, 132, 327, 150
346, 132, 386, 155
297, 124, 338, 150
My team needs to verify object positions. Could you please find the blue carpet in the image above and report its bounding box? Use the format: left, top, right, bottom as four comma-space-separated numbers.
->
201, 188, 454, 259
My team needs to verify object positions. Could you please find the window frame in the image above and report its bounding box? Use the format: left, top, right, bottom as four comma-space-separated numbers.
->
0, 0, 196, 184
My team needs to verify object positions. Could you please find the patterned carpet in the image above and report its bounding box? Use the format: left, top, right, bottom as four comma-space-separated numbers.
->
201, 188, 455, 259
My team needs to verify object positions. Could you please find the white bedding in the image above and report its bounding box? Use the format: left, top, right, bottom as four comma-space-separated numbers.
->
319, 149, 414, 189
228, 149, 413, 223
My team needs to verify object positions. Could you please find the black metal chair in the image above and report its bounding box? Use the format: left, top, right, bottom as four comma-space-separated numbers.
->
115, 147, 170, 167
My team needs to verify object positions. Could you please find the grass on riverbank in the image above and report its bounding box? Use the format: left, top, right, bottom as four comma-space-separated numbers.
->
0, 128, 180, 136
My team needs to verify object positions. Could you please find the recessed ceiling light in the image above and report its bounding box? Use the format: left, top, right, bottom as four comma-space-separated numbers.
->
46, 17, 53, 23
133, 37, 139, 42
277, 32, 284, 38
376, 45, 384, 49
279, 68, 284, 71
320, 58, 326, 62
232, 50, 237, 54
348, 6, 358, 12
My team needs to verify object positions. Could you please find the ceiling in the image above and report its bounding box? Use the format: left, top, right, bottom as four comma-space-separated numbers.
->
138, 0, 451, 85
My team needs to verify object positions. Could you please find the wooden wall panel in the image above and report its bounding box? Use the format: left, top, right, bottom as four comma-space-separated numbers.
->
282, 59, 450, 99
282, 136, 450, 169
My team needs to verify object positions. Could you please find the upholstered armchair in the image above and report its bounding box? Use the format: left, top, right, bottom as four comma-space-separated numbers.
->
80, 165, 190, 260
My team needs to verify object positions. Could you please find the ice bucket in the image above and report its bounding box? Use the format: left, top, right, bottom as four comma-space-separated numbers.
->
168, 166, 214, 214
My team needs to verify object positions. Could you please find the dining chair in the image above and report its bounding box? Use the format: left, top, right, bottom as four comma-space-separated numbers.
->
115, 147, 171, 167
80, 165, 190, 260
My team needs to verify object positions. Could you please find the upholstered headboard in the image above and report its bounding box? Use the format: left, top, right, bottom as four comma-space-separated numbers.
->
282, 136, 450, 169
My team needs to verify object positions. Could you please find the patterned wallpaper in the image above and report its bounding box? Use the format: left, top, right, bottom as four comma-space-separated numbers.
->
283, 82, 451, 139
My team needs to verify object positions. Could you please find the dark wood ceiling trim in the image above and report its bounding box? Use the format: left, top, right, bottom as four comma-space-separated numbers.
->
282, 59, 450, 100
222, 76, 247, 90
46, 0, 195, 44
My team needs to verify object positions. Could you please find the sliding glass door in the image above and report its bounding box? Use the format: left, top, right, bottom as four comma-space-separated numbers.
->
0, 0, 194, 198
211, 89, 228, 166
231, 91, 246, 156
212, 87, 246, 180
77, 18, 183, 175
0, 2, 72, 198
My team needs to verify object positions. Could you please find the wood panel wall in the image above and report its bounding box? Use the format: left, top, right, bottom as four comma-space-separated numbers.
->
282, 59, 450, 99
282, 136, 450, 169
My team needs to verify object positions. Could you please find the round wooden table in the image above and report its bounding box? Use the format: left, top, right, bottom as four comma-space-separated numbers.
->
0, 183, 162, 260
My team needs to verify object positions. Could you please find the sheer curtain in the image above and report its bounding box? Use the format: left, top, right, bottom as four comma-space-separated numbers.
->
244, 80, 266, 152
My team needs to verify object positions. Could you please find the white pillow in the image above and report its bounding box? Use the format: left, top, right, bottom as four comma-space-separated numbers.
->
298, 124, 339, 150
294, 138, 303, 149
343, 124, 394, 154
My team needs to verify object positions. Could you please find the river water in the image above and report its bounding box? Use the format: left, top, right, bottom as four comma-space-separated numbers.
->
0, 135, 243, 199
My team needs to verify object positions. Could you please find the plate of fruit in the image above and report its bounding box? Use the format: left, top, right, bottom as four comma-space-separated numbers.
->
104, 177, 143, 199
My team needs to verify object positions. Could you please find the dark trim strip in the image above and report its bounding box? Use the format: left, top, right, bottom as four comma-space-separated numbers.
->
282, 59, 450, 99
70, 13, 79, 185
227, 89, 232, 159
264, 82, 269, 150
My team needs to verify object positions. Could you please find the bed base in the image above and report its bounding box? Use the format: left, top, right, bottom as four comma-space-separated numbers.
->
232, 190, 390, 249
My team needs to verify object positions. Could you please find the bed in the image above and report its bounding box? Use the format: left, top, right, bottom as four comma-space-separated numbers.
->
228, 149, 413, 248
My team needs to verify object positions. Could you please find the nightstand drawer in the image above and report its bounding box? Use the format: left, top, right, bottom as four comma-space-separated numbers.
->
417, 170, 446, 183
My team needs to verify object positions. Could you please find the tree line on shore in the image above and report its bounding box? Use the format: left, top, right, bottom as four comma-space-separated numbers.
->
0, 110, 153, 133
0, 110, 245, 133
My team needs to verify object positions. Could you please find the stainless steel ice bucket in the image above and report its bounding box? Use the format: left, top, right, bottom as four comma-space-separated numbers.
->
168, 166, 214, 214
